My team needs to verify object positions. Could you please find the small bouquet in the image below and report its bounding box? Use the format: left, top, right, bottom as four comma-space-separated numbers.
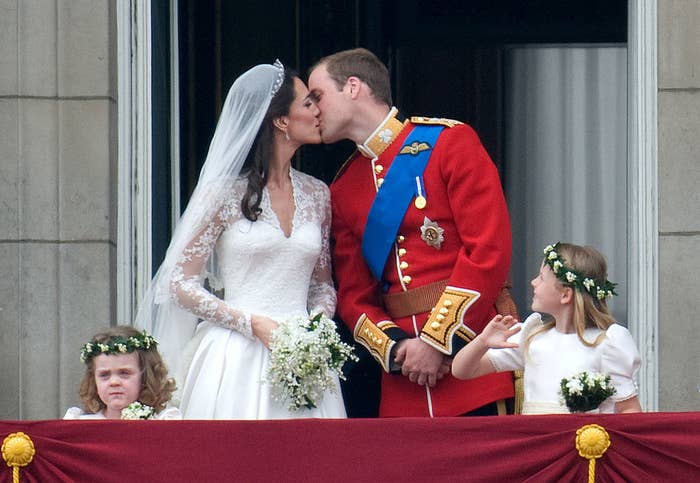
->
559, 371, 616, 413
120, 401, 156, 420
267, 313, 358, 411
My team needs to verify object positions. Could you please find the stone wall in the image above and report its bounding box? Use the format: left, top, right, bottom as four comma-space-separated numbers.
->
0, 0, 116, 419
657, 0, 700, 411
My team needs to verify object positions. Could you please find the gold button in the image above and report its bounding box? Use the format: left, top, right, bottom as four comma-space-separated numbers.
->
399, 261, 408, 270
431, 321, 441, 330
374, 164, 384, 174
397, 235, 405, 243
376, 178, 384, 187
439, 307, 449, 315
443, 299, 453, 307
402, 275, 412, 285
436, 314, 445, 322
398, 248, 407, 257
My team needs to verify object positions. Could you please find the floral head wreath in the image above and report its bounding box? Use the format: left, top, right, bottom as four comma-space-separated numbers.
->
543, 243, 617, 301
80, 330, 158, 363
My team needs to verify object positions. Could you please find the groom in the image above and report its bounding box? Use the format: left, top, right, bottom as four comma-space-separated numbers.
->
308, 48, 516, 417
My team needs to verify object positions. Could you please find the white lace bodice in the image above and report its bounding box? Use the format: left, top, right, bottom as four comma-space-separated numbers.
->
169, 168, 336, 337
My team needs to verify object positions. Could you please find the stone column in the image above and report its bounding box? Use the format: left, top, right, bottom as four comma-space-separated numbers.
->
658, 0, 700, 411
0, 0, 116, 419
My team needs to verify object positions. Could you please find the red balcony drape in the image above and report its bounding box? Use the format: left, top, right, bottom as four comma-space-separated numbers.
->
2, 412, 699, 482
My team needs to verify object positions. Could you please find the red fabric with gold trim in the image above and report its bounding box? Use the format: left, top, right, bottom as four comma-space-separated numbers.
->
331, 117, 514, 417
2, 414, 700, 481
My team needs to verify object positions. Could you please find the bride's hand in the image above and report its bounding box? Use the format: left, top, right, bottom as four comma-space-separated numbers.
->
251, 315, 279, 349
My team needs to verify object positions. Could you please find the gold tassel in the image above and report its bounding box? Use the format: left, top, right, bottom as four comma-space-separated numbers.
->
575, 424, 610, 483
2, 432, 35, 483
513, 370, 524, 414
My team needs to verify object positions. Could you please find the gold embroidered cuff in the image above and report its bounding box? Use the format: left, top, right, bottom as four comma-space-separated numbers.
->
354, 314, 395, 372
419, 286, 480, 355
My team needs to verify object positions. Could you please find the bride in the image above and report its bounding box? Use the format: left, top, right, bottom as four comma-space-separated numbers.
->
135, 61, 346, 419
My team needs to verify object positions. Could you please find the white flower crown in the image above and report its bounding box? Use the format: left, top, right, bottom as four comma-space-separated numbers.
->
543, 243, 617, 301
80, 330, 157, 363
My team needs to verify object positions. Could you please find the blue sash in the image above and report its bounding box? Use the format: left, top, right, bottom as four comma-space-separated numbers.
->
361, 125, 443, 280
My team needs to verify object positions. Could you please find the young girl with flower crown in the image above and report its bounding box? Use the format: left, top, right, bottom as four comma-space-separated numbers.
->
452, 242, 642, 414
64, 326, 181, 420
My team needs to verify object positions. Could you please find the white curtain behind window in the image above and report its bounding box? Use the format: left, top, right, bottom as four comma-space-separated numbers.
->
504, 45, 628, 324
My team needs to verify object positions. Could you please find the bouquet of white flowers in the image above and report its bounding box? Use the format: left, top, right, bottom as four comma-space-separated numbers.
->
120, 401, 156, 420
266, 313, 358, 411
559, 371, 616, 413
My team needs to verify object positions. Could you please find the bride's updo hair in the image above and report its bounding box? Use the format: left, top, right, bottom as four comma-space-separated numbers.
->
240, 66, 298, 222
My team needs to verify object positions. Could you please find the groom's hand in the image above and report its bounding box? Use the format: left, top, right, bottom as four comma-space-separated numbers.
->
394, 338, 446, 387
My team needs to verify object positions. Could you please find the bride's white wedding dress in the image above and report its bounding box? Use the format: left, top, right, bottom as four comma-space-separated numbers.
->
171, 168, 346, 419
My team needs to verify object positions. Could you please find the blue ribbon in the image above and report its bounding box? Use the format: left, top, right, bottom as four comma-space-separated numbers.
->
361, 125, 443, 280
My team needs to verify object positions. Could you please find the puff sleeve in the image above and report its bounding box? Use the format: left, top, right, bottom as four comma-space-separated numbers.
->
63, 407, 84, 419
155, 407, 183, 420
602, 324, 641, 401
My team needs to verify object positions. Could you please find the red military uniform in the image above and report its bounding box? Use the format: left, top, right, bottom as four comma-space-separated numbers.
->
331, 108, 514, 417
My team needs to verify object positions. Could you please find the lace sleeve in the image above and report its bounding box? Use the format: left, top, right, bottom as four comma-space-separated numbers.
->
169, 205, 254, 339
307, 182, 337, 318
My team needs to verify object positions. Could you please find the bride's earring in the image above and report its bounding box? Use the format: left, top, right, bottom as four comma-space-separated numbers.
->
284, 130, 290, 141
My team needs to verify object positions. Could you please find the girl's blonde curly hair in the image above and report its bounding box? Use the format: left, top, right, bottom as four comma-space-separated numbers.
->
79, 325, 176, 413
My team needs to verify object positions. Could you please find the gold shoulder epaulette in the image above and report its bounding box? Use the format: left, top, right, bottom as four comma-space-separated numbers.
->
410, 116, 463, 128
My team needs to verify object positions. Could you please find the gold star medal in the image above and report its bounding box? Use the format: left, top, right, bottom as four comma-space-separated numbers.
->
420, 217, 444, 249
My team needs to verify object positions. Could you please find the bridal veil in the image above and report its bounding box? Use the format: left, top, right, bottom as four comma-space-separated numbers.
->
134, 61, 285, 377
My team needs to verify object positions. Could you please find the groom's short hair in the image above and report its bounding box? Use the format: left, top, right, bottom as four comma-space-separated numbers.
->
315, 48, 392, 106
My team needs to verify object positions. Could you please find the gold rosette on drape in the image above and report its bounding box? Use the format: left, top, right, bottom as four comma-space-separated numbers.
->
575, 424, 610, 483
2, 432, 35, 483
